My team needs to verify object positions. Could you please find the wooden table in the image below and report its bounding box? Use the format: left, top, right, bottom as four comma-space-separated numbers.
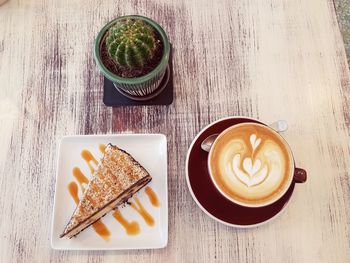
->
1, 0, 350, 262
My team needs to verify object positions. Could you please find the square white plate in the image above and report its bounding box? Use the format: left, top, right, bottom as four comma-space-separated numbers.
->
51, 134, 168, 250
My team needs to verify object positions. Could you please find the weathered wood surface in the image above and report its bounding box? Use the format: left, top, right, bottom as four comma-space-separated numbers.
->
0, 0, 350, 262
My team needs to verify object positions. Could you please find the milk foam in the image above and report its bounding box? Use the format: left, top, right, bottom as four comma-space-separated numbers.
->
209, 124, 291, 205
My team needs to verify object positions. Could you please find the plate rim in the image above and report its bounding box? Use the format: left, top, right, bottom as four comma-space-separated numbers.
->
51, 133, 168, 250
185, 116, 293, 228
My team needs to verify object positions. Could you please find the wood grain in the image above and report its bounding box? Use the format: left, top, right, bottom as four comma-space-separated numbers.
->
1, 0, 350, 262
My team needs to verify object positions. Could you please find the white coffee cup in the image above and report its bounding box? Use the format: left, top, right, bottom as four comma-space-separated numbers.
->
208, 122, 306, 208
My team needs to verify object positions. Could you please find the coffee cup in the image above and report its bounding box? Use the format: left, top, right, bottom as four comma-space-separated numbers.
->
208, 122, 306, 208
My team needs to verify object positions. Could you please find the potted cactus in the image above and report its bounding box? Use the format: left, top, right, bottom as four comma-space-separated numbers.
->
94, 15, 170, 98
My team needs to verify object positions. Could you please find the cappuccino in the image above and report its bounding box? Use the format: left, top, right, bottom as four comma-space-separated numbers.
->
208, 122, 293, 207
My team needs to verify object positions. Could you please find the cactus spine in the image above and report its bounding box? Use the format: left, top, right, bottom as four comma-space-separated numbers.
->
106, 18, 157, 69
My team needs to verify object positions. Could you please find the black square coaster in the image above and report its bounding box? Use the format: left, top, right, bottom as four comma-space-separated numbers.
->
103, 46, 173, 107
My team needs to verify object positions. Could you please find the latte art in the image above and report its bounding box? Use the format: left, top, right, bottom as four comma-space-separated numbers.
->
209, 123, 292, 206
230, 134, 270, 187
232, 153, 268, 187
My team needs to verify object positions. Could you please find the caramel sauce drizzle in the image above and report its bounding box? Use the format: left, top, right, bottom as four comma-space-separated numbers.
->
99, 144, 106, 154
145, 187, 160, 207
112, 210, 140, 235
81, 149, 98, 173
68, 182, 79, 205
92, 220, 111, 241
72, 167, 89, 192
130, 197, 155, 226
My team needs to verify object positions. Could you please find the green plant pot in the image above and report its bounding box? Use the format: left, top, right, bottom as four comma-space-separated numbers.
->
93, 15, 170, 97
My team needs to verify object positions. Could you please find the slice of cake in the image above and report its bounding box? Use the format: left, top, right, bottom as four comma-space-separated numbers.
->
60, 144, 152, 238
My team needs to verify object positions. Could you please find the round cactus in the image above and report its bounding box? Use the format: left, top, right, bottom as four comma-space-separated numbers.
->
106, 19, 157, 69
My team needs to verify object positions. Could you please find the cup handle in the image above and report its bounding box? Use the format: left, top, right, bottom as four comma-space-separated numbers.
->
293, 168, 307, 183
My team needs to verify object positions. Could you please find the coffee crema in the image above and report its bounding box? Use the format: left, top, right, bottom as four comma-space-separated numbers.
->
209, 123, 292, 206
